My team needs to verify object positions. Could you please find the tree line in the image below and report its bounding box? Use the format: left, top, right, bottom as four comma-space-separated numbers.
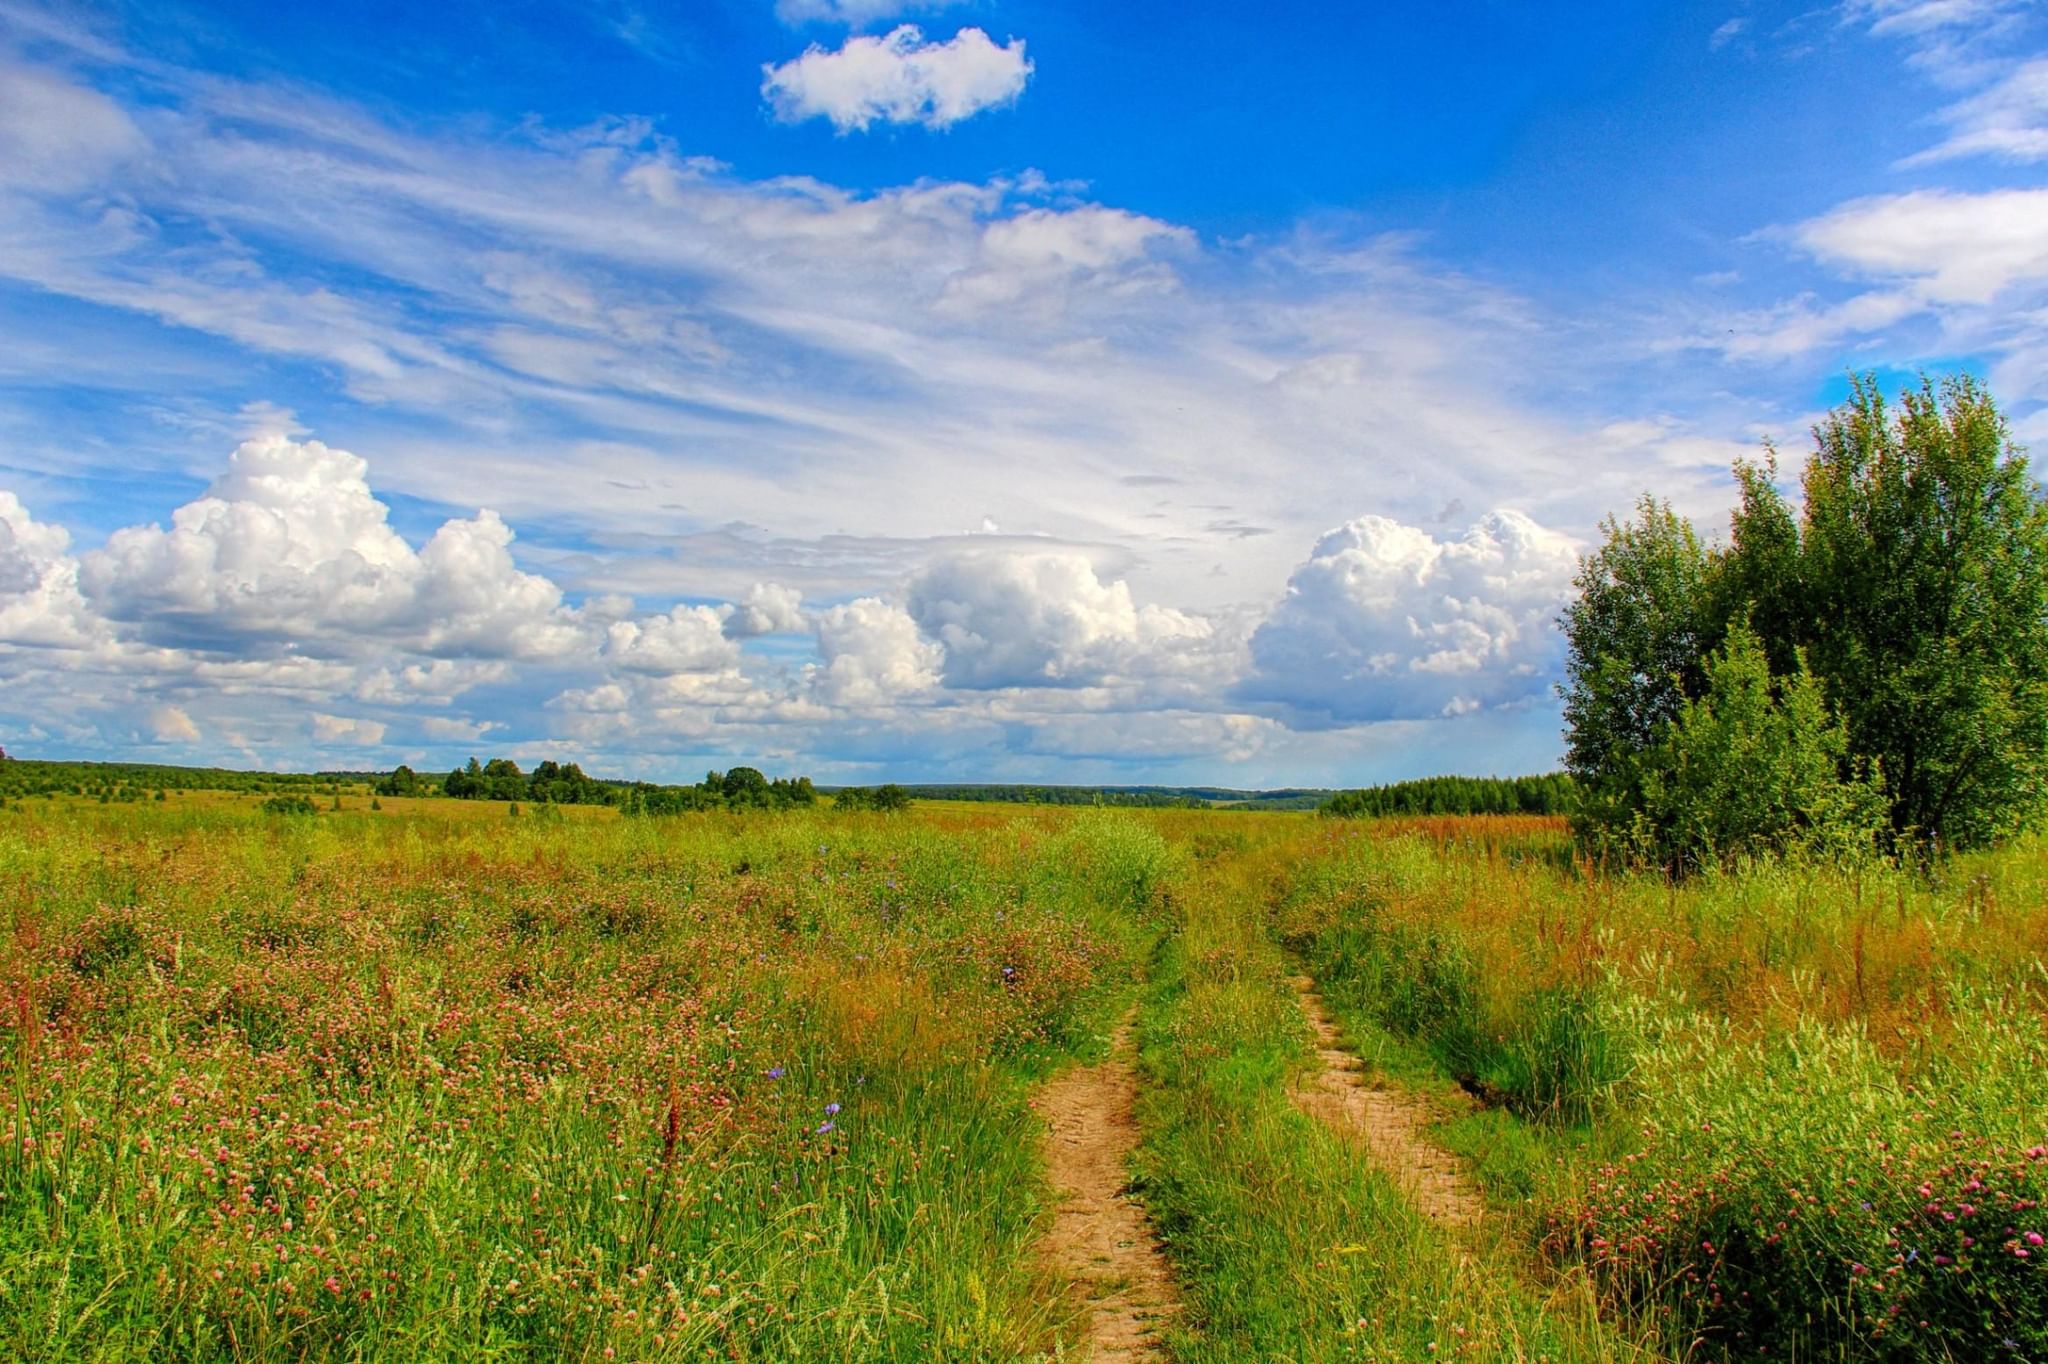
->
1320, 773, 1575, 818
378, 758, 827, 813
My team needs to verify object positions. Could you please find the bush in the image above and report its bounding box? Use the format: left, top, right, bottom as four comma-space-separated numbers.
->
1582, 622, 1885, 872
258, 794, 318, 817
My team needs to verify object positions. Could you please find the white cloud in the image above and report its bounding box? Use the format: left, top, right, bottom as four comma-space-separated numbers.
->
149, 705, 200, 743
0, 32, 1781, 781
724, 582, 805, 637
774, 0, 933, 26
79, 434, 589, 661
809, 597, 942, 705
0, 61, 144, 193
352, 659, 509, 705
762, 25, 1032, 131
906, 549, 1215, 690
1243, 510, 1581, 724
1709, 17, 1749, 49
1709, 288, 1921, 359
939, 206, 1192, 315
311, 712, 387, 745
602, 604, 740, 675
0, 491, 101, 649
419, 714, 497, 742
1791, 188, 2048, 304
1903, 55, 2048, 164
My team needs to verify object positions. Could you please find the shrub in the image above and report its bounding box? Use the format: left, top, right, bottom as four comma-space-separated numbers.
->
1585, 622, 1886, 872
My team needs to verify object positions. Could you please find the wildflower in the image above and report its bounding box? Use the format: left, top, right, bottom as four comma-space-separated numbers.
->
824, 1102, 840, 1115
816, 1120, 834, 1134
765, 1068, 785, 1080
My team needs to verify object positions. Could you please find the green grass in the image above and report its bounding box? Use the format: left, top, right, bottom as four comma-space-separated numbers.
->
0, 800, 1166, 1360
8, 796, 2045, 1360
1129, 840, 1642, 1362
1281, 819, 2048, 1359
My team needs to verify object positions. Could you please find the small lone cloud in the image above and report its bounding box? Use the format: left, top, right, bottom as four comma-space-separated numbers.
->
312, 713, 389, 745
149, 705, 200, 743
1709, 16, 1750, 50
762, 25, 1033, 132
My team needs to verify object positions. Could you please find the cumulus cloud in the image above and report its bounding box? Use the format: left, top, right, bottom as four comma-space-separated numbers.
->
723, 582, 805, 637
809, 597, 942, 705
149, 705, 200, 743
311, 712, 387, 745
80, 434, 588, 661
906, 550, 1215, 690
762, 26, 1032, 131
1243, 510, 1580, 724
603, 604, 740, 675
0, 491, 102, 649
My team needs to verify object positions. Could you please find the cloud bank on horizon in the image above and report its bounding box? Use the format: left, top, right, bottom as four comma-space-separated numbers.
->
0, 0, 2045, 786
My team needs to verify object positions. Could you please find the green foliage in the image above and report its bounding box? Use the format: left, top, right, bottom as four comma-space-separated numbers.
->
1321, 772, 1574, 818
374, 763, 424, 796
0, 758, 341, 800
1565, 1006, 2048, 1359
257, 794, 318, 816
1792, 376, 2048, 850
1560, 495, 1716, 793
1591, 622, 1885, 872
1564, 373, 2048, 862
0, 798, 1158, 1361
832, 784, 912, 813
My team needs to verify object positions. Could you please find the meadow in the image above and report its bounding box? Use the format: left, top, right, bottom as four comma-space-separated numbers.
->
1, 791, 2042, 1360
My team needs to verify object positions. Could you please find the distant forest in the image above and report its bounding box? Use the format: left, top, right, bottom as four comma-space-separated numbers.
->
2, 751, 1558, 817
892, 785, 1331, 810
0, 755, 345, 802
1319, 773, 1575, 818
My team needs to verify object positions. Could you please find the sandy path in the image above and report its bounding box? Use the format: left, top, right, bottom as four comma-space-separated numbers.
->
1033, 1019, 1178, 1362
1287, 976, 1487, 1231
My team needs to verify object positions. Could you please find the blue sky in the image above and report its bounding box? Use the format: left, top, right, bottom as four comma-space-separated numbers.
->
2, 0, 2046, 786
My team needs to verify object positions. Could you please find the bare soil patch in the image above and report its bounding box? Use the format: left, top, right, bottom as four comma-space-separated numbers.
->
1287, 975, 1487, 1231
1034, 1019, 1178, 1362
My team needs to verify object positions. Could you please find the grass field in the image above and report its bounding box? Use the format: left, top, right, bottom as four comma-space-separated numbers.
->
1, 794, 2042, 1360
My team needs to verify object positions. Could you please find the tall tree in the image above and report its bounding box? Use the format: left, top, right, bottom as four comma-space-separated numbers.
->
1558, 496, 1715, 798
1791, 375, 2048, 849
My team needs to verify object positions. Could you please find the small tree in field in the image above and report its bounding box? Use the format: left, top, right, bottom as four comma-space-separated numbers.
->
1623, 623, 1884, 872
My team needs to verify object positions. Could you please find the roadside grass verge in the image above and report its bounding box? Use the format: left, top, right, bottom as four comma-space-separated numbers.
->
1133, 838, 1645, 1361
1284, 818, 2048, 1359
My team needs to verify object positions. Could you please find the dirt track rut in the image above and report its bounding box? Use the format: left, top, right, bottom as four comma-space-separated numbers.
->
1034, 1019, 1178, 1362
1287, 975, 1487, 1231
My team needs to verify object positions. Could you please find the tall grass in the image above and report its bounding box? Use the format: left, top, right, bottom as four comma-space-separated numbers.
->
0, 799, 1164, 1359
1129, 823, 1642, 1361
1281, 817, 2048, 1357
